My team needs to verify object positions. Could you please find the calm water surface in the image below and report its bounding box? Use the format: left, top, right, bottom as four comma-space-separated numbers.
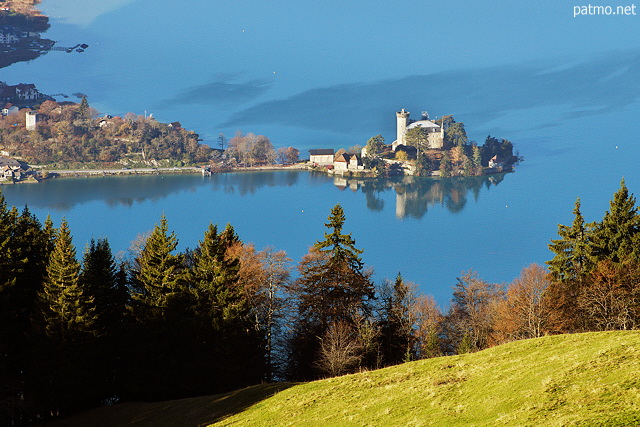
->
2, 0, 640, 304
4, 171, 524, 304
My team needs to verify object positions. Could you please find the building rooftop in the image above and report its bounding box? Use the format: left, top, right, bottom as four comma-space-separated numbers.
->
407, 120, 441, 130
309, 149, 335, 156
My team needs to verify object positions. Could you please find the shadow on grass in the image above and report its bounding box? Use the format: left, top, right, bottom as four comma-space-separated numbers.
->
45, 382, 296, 427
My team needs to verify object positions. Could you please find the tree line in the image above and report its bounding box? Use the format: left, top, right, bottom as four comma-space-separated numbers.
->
2, 180, 640, 424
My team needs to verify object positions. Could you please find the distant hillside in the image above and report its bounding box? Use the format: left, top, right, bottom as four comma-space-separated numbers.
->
48, 331, 640, 426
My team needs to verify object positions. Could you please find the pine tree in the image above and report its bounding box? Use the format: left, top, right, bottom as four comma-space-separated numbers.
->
379, 273, 416, 366
472, 144, 482, 175
187, 223, 264, 394
40, 218, 96, 342
130, 214, 185, 324
77, 96, 90, 120
547, 198, 593, 283
439, 152, 452, 177
308, 203, 375, 322
127, 215, 194, 400
0, 200, 53, 423
589, 178, 640, 264
80, 238, 124, 335
289, 204, 374, 379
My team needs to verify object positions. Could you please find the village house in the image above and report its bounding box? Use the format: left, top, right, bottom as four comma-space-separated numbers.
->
0, 83, 41, 103
488, 155, 505, 168
0, 157, 25, 183
333, 149, 364, 172
309, 149, 335, 165
1, 103, 19, 116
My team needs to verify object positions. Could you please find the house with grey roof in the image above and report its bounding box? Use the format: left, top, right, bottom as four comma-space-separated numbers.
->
309, 149, 335, 165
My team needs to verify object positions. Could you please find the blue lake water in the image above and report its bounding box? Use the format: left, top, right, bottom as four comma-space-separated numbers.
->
1, 0, 640, 305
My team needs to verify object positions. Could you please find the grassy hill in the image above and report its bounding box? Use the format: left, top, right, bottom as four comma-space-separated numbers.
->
49, 331, 640, 426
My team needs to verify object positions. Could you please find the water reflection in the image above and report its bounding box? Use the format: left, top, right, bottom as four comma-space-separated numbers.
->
1, 171, 306, 211
210, 170, 303, 196
0, 3, 53, 69
2, 170, 504, 217
333, 174, 506, 219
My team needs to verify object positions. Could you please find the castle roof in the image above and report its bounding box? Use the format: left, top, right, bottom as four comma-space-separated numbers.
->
407, 120, 441, 130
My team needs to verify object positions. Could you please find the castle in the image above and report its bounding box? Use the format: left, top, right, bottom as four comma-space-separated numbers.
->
392, 108, 444, 151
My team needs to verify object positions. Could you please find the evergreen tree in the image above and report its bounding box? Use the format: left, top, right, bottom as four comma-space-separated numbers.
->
445, 122, 468, 147
188, 224, 264, 394
77, 96, 90, 120
130, 214, 185, 324
364, 134, 385, 157
40, 218, 96, 342
309, 203, 375, 321
589, 178, 640, 264
415, 151, 430, 177
127, 215, 195, 400
439, 152, 452, 177
80, 238, 119, 334
547, 198, 593, 283
471, 143, 482, 175
79, 239, 128, 405
0, 199, 53, 424
289, 204, 375, 380
379, 273, 416, 366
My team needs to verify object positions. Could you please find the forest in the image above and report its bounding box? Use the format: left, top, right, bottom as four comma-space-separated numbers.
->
1, 179, 640, 424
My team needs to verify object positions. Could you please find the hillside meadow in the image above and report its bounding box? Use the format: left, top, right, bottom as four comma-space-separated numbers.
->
47, 330, 640, 426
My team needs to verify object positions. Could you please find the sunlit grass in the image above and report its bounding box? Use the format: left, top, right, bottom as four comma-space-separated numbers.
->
50, 331, 640, 426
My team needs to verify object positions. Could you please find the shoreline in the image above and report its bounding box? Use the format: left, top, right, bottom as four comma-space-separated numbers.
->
3, 161, 512, 185
31, 164, 308, 182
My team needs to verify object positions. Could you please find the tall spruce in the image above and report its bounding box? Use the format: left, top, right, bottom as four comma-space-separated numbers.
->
0, 199, 54, 424
589, 178, 640, 264
40, 218, 97, 341
289, 204, 374, 380
80, 238, 125, 335
305, 203, 374, 323
127, 215, 194, 400
379, 273, 416, 366
188, 223, 264, 394
130, 214, 185, 324
547, 198, 593, 283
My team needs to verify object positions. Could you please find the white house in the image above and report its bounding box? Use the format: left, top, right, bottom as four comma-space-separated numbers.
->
333, 149, 364, 172
309, 149, 335, 165
1, 104, 19, 116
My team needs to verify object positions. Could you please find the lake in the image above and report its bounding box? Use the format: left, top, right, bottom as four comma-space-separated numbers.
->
1, 0, 640, 305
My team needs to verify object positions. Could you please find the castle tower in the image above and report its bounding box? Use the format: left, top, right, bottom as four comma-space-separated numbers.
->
395, 108, 410, 148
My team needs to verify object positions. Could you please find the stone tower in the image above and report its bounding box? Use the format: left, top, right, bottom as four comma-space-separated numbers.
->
396, 108, 410, 147
26, 110, 38, 131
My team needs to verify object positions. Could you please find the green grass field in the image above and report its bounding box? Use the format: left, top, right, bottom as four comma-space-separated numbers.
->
51, 331, 640, 426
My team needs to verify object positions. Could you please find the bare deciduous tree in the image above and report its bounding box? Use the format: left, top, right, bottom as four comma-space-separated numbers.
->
315, 321, 362, 377
491, 264, 552, 344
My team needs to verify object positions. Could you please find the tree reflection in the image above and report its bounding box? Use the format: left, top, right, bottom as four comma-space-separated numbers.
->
333, 174, 508, 219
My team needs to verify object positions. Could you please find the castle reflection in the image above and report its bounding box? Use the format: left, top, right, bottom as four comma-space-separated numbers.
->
333, 174, 506, 219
